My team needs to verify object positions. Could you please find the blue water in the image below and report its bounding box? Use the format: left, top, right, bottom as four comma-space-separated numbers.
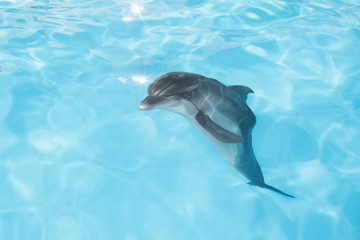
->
1, 0, 360, 239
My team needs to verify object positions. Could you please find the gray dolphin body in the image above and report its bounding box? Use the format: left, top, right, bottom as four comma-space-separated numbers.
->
139, 72, 294, 198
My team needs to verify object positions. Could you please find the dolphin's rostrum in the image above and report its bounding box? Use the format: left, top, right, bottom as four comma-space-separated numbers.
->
139, 72, 294, 198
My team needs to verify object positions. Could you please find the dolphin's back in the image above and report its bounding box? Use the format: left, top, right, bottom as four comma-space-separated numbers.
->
190, 77, 274, 192
190, 77, 256, 136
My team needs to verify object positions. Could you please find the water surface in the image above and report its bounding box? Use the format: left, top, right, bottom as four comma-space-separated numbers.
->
1, 1, 360, 239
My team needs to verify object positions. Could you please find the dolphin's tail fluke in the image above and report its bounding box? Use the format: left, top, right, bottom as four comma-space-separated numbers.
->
248, 182, 295, 198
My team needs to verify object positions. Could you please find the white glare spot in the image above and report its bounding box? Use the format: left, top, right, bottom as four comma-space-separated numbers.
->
131, 4, 144, 15
132, 75, 148, 85
118, 77, 127, 83
244, 45, 268, 57
8, 174, 32, 200
28, 129, 70, 153
122, 17, 133, 22
246, 12, 260, 20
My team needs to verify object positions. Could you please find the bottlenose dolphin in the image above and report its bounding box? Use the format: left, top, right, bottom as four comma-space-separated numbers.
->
139, 72, 294, 198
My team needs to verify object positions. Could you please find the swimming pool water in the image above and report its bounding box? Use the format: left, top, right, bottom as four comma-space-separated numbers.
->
1, 0, 360, 239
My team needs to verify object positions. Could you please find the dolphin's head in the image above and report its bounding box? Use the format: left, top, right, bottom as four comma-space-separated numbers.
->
139, 72, 200, 114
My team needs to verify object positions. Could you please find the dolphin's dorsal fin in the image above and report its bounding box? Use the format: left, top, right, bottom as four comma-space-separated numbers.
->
228, 85, 254, 102
195, 110, 243, 143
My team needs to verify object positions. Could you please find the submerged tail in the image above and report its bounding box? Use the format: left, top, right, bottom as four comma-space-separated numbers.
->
248, 182, 295, 198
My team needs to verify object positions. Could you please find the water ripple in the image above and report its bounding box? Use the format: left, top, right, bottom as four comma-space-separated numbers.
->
1, 0, 360, 239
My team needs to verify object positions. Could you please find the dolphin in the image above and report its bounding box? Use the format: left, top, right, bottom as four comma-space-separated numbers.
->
139, 72, 294, 198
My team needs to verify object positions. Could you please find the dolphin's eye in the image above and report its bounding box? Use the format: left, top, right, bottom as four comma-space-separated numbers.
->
180, 92, 193, 99
187, 92, 193, 99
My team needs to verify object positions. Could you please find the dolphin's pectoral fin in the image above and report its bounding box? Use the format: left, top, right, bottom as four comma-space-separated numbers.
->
195, 110, 243, 143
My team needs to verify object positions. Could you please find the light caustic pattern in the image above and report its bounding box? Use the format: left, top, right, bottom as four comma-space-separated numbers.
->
0, 1, 360, 240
